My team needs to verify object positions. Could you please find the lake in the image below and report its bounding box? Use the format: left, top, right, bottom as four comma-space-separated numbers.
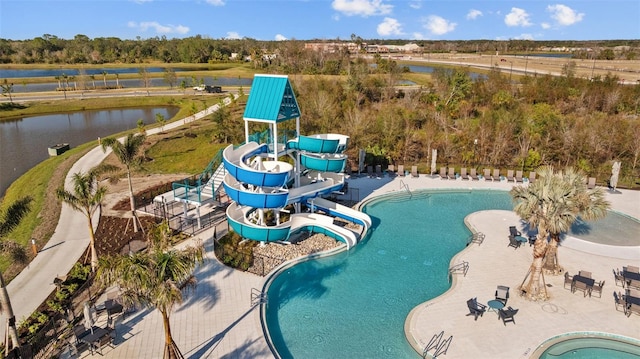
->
0, 107, 179, 196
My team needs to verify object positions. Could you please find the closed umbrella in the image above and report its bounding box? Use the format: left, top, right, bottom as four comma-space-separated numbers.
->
83, 301, 94, 334
430, 149, 437, 175
610, 161, 621, 191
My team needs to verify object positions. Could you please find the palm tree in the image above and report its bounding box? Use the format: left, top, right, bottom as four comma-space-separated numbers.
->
0, 196, 33, 350
510, 166, 610, 300
101, 70, 108, 88
97, 222, 204, 359
101, 133, 146, 233
56, 165, 117, 272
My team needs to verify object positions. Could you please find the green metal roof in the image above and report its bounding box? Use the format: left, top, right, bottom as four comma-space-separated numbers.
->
243, 74, 300, 123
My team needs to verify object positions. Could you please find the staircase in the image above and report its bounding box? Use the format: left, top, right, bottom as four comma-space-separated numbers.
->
200, 162, 226, 200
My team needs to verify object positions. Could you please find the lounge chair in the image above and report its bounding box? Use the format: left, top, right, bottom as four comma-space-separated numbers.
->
367, 165, 374, 177
470, 168, 479, 180
587, 177, 596, 189
564, 272, 574, 289
411, 166, 419, 178
528, 172, 536, 183
375, 165, 383, 178
495, 285, 510, 305
466, 297, 487, 320
591, 280, 605, 298
492, 169, 501, 181
509, 226, 521, 237
515, 170, 524, 183
498, 306, 519, 325
447, 167, 456, 179
506, 170, 515, 182
483, 169, 492, 181
507, 236, 521, 249
387, 164, 395, 176
460, 168, 469, 180
397, 165, 405, 177
439, 167, 447, 179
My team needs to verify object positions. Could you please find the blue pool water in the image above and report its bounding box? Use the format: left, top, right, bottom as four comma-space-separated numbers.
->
537, 335, 640, 358
264, 190, 513, 358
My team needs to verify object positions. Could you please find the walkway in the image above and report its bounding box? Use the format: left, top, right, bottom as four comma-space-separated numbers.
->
0, 97, 235, 342
86, 173, 638, 358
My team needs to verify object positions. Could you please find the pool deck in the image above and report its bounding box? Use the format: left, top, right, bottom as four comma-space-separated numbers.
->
85, 174, 640, 359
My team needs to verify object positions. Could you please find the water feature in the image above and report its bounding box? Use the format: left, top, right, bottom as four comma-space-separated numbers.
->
0, 107, 178, 196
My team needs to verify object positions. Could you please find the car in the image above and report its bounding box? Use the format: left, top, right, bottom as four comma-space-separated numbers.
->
193, 85, 205, 91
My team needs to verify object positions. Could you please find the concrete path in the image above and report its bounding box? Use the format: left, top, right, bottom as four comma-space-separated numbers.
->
0, 97, 235, 341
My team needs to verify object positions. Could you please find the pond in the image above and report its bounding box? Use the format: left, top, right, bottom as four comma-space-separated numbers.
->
0, 107, 179, 196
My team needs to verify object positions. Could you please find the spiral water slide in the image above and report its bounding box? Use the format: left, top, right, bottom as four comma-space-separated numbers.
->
223, 137, 368, 248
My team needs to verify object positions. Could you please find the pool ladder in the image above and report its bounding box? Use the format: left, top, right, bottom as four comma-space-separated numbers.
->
251, 288, 267, 306
399, 180, 412, 198
448, 261, 469, 277
423, 330, 453, 358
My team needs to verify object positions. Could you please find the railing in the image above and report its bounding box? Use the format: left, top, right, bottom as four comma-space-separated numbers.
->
399, 180, 412, 197
466, 232, 485, 246
251, 288, 268, 306
423, 331, 453, 358
171, 149, 224, 203
448, 261, 469, 277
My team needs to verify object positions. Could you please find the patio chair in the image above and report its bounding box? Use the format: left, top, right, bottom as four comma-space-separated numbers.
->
498, 306, 519, 325
613, 269, 625, 287
627, 303, 640, 317
515, 170, 524, 183
626, 266, 640, 273
367, 165, 374, 177
387, 164, 395, 175
411, 166, 419, 178
528, 235, 536, 247
492, 169, 501, 181
529, 171, 536, 183
483, 169, 492, 181
466, 297, 487, 321
507, 236, 522, 249
439, 167, 447, 179
564, 272, 574, 289
495, 285, 510, 305
506, 170, 515, 182
375, 165, 383, 178
579, 270, 592, 279
509, 226, 521, 237
470, 168, 479, 180
587, 177, 596, 189
613, 291, 626, 312
95, 331, 114, 355
591, 280, 605, 298
398, 165, 405, 177
447, 167, 456, 179
460, 168, 469, 180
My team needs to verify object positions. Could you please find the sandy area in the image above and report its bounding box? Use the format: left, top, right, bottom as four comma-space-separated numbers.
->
101, 174, 186, 217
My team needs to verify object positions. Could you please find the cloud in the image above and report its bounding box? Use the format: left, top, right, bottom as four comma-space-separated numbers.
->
412, 32, 425, 40
377, 17, 403, 36
515, 33, 535, 40
132, 0, 152, 4
466, 9, 482, 20
127, 21, 189, 35
409, 1, 421, 10
205, 0, 225, 5
331, 0, 392, 17
275, 34, 287, 41
505, 7, 532, 27
225, 31, 241, 39
423, 15, 456, 35
547, 4, 584, 26
541, 22, 551, 29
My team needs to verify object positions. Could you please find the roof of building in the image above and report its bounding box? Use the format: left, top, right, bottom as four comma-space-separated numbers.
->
243, 74, 300, 123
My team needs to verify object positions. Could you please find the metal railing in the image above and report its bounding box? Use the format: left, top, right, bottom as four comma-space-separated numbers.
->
251, 288, 268, 306
448, 261, 469, 277
399, 180, 412, 197
466, 232, 485, 246
423, 331, 453, 358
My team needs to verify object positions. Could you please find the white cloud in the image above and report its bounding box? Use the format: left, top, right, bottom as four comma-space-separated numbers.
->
466, 9, 482, 20
541, 22, 551, 29
275, 34, 287, 41
409, 1, 421, 10
412, 32, 425, 40
423, 15, 456, 36
331, 0, 392, 17
128, 21, 189, 35
505, 7, 532, 27
132, 0, 152, 4
225, 31, 241, 39
515, 33, 535, 40
206, 0, 225, 5
547, 4, 584, 26
377, 17, 403, 36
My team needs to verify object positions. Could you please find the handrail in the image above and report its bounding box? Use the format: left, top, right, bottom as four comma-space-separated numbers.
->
251, 287, 267, 306
448, 261, 469, 277
466, 232, 485, 246
399, 180, 412, 197
423, 331, 444, 357
434, 335, 453, 357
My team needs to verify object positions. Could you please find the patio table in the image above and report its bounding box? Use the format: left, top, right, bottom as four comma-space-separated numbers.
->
572, 275, 595, 297
487, 299, 505, 314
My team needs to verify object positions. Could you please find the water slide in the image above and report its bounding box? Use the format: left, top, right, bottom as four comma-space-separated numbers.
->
307, 197, 372, 232
223, 143, 293, 187
288, 134, 349, 173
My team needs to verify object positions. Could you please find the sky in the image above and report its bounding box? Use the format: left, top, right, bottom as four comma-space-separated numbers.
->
1, 0, 639, 42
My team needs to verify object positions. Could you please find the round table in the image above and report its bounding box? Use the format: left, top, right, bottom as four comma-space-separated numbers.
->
487, 299, 505, 313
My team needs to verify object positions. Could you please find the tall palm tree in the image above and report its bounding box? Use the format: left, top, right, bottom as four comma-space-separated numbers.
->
101, 133, 146, 233
0, 196, 32, 350
56, 165, 117, 272
98, 222, 204, 359
510, 166, 610, 300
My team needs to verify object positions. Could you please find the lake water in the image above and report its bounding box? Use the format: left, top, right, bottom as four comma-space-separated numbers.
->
0, 107, 179, 196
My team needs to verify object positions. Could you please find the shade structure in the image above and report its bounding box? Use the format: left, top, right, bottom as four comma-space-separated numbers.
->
83, 301, 94, 333
610, 161, 621, 191
431, 149, 437, 175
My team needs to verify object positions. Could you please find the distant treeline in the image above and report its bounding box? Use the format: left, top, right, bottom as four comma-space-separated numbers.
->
0, 34, 638, 65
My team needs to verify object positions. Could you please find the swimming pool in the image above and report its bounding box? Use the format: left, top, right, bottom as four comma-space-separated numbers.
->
263, 189, 513, 358
533, 333, 640, 358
